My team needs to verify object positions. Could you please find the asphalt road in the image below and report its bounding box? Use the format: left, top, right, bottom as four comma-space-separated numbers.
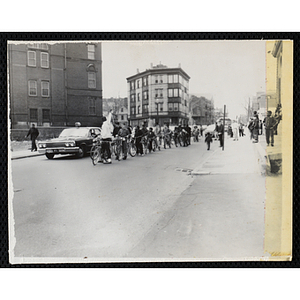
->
11, 137, 217, 261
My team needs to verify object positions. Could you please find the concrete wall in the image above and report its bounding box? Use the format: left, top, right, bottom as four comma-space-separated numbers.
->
11, 127, 65, 141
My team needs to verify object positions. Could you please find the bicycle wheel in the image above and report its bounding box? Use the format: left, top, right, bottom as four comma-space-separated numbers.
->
90, 145, 101, 165
151, 139, 156, 152
129, 143, 137, 157
115, 142, 121, 160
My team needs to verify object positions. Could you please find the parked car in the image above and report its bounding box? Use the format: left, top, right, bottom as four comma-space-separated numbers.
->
37, 127, 101, 159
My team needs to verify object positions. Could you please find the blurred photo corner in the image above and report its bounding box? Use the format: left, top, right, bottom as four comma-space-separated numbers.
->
263, 40, 293, 261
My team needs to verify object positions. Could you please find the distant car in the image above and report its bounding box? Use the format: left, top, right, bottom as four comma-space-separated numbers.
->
37, 127, 101, 159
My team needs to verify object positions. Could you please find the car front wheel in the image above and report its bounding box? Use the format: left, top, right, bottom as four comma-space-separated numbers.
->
76, 145, 86, 158
46, 153, 55, 159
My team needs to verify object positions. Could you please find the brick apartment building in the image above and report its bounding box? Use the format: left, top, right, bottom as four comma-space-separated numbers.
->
8, 42, 103, 136
126, 64, 190, 127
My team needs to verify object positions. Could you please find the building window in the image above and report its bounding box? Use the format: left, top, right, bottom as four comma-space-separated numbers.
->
174, 89, 179, 97
136, 80, 140, 88
87, 44, 95, 59
130, 81, 135, 90
28, 51, 36, 67
137, 105, 141, 114
41, 81, 50, 97
28, 80, 37, 96
42, 109, 50, 122
168, 74, 173, 83
28, 43, 48, 50
174, 103, 179, 111
174, 74, 179, 83
30, 109, 38, 122
159, 75, 163, 83
143, 76, 148, 86
143, 91, 148, 100
155, 89, 163, 98
168, 89, 173, 98
155, 75, 158, 83
160, 104, 163, 111
168, 103, 173, 111
41, 52, 49, 68
121, 107, 123, 112
143, 104, 148, 113
131, 107, 135, 115
88, 97, 96, 115
88, 72, 96, 88
137, 93, 140, 101
130, 94, 135, 103
121, 115, 124, 120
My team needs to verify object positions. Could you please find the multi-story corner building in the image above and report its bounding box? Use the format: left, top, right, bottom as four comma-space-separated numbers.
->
8, 42, 103, 131
126, 64, 190, 127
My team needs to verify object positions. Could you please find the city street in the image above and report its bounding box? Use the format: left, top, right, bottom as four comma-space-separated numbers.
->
10, 135, 266, 262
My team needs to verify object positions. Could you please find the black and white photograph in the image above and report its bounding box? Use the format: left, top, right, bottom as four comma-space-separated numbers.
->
7, 40, 293, 263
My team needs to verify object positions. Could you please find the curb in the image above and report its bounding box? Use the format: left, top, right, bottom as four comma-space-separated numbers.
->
11, 153, 44, 160
253, 142, 268, 176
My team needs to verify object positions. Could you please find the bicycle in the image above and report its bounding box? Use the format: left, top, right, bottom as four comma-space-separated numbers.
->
127, 136, 137, 157
163, 133, 172, 149
141, 136, 149, 154
113, 136, 123, 160
90, 136, 112, 165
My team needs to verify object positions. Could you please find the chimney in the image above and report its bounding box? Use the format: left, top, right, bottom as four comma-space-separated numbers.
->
150, 63, 153, 68
179, 63, 181, 68
137, 68, 139, 73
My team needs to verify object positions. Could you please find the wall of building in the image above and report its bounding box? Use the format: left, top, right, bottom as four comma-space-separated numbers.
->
8, 42, 103, 131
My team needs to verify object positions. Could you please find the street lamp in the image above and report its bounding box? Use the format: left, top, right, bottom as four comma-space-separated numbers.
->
155, 97, 163, 126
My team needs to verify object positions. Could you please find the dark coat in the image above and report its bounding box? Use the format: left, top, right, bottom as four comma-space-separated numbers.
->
26, 127, 39, 140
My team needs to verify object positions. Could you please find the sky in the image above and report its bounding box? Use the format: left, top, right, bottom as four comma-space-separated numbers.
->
102, 40, 267, 119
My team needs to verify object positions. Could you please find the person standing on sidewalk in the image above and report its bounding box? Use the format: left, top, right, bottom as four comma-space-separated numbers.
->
252, 112, 259, 143
217, 121, 224, 147
264, 110, 276, 147
231, 120, 239, 141
26, 124, 39, 152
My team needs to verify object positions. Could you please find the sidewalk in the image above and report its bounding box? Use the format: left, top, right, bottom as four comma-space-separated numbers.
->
192, 134, 262, 176
10, 149, 44, 160
9, 141, 44, 160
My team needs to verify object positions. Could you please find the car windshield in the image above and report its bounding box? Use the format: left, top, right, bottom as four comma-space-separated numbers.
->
59, 128, 89, 138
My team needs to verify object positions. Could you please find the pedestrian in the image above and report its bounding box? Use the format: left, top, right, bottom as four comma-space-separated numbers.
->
248, 117, 254, 140
239, 123, 244, 137
100, 110, 113, 163
252, 112, 259, 143
135, 125, 144, 156
118, 122, 130, 160
147, 127, 155, 152
264, 110, 276, 147
231, 120, 239, 141
205, 132, 213, 150
113, 121, 121, 137
26, 123, 39, 152
154, 123, 162, 150
200, 124, 203, 137
217, 121, 224, 147
273, 103, 282, 135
